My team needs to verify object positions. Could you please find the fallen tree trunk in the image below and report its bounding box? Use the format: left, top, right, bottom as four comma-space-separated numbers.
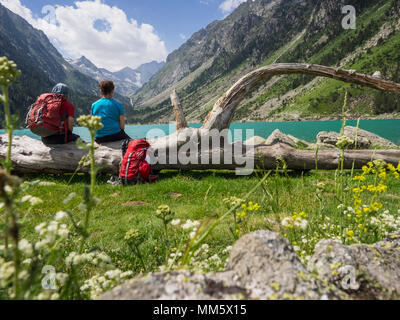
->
202, 63, 400, 130
1, 63, 400, 174
1, 134, 399, 174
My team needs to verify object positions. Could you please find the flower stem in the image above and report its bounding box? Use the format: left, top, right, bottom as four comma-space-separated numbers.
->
89, 131, 96, 195
1, 84, 19, 298
1, 85, 13, 174
79, 130, 97, 253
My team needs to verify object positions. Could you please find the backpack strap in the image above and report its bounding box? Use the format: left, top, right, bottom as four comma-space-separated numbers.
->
125, 153, 134, 184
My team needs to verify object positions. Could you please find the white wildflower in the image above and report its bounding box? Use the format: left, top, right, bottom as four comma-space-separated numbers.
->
55, 211, 68, 221
120, 271, 134, 278
4, 185, 13, 195
35, 239, 49, 250
56, 273, 68, 285
34, 223, 47, 235
29, 197, 43, 206
281, 217, 290, 227
21, 195, 32, 203
182, 220, 200, 230
18, 239, 33, 256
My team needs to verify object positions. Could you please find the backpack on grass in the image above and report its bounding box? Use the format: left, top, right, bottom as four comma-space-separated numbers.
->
119, 139, 159, 185
25, 93, 68, 141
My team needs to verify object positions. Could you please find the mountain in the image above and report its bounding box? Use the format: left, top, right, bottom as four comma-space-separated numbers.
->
131, 61, 166, 85
130, 0, 400, 124
0, 3, 131, 124
70, 57, 164, 97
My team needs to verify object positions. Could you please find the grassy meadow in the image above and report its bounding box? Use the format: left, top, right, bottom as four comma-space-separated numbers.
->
1, 56, 400, 300
16, 167, 400, 272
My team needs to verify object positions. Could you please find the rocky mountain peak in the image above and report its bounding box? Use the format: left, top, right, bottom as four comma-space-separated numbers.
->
73, 56, 99, 71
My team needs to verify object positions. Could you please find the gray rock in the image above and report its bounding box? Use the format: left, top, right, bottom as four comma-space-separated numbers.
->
344, 126, 397, 148
265, 129, 297, 147
218, 231, 348, 300
100, 230, 400, 300
243, 136, 266, 146
99, 231, 348, 300
316, 127, 397, 149
98, 271, 250, 300
308, 232, 400, 300
316, 131, 340, 147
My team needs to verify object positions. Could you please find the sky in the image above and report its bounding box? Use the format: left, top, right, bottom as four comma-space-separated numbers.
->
0, 0, 248, 71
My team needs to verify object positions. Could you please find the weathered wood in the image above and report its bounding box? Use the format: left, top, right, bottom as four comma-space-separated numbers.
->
170, 89, 188, 130
2, 63, 400, 174
202, 63, 400, 130
1, 134, 399, 174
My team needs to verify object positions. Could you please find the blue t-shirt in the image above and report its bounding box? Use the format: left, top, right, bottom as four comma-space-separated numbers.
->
91, 98, 125, 138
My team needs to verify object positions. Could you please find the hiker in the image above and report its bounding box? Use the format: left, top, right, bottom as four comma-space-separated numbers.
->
27, 83, 80, 145
91, 81, 131, 143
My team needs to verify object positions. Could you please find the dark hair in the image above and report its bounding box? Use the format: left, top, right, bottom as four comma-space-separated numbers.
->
99, 81, 115, 96
52, 83, 69, 96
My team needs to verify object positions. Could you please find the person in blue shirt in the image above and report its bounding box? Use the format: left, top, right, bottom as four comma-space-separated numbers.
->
91, 81, 131, 143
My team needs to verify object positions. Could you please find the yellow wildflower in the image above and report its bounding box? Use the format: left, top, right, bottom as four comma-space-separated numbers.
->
376, 184, 387, 193
237, 211, 246, 219
378, 171, 387, 180
362, 166, 370, 174
363, 207, 371, 214
353, 175, 366, 182
354, 199, 362, 207
371, 202, 383, 212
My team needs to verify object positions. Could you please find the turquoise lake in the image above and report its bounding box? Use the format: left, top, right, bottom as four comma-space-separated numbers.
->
1, 119, 400, 145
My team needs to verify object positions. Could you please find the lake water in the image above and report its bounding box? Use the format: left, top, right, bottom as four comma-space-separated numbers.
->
1, 119, 400, 145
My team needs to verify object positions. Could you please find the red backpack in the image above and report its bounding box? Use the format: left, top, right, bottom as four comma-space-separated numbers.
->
26, 93, 68, 141
120, 139, 158, 184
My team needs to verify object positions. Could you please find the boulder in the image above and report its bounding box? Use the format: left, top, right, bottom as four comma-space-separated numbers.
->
99, 231, 348, 300
243, 136, 266, 146
265, 129, 297, 147
217, 231, 348, 300
316, 127, 398, 149
316, 131, 341, 147
98, 271, 250, 300
344, 126, 398, 148
99, 230, 400, 300
308, 231, 400, 300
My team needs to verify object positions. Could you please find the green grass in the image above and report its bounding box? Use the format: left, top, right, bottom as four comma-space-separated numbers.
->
13, 168, 400, 275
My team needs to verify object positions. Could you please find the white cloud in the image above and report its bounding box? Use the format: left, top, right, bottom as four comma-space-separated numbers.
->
0, 0, 168, 71
219, 0, 248, 14
179, 33, 187, 40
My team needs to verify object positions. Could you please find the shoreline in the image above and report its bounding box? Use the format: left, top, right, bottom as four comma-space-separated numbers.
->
128, 114, 400, 126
